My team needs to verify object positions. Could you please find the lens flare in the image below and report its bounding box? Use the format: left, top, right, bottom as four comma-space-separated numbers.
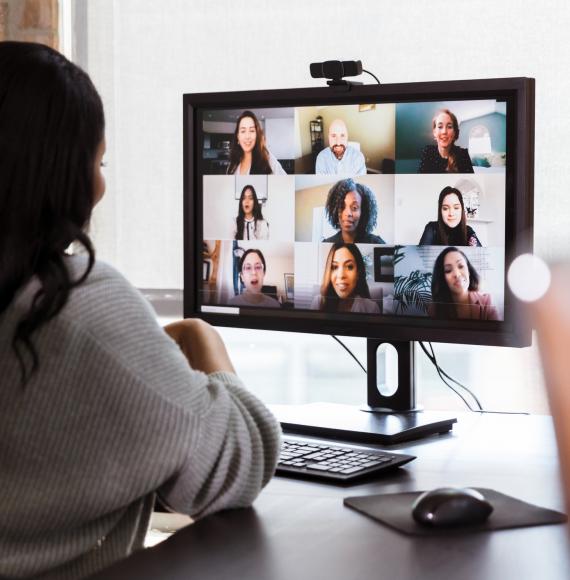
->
507, 254, 551, 302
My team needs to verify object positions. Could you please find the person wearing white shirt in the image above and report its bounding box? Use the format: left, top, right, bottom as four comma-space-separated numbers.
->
315, 118, 366, 175
227, 110, 286, 175
233, 184, 269, 240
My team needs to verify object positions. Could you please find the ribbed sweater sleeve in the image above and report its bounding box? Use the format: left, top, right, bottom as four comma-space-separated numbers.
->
0, 257, 281, 579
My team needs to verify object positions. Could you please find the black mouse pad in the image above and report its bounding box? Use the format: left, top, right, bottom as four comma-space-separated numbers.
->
344, 488, 567, 536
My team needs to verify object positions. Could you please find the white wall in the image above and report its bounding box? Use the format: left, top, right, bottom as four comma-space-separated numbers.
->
79, 0, 570, 412
83, 0, 570, 289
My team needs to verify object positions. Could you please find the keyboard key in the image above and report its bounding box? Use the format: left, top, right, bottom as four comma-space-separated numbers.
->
340, 466, 367, 474
306, 464, 334, 472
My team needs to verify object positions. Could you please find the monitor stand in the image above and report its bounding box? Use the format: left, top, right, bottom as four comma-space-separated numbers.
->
271, 339, 457, 445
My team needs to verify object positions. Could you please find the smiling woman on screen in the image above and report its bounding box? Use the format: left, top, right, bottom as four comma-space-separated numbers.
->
418, 109, 474, 174
419, 186, 481, 246
227, 110, 286, 175
430, 247, 498, 320
311, 243, 380, 314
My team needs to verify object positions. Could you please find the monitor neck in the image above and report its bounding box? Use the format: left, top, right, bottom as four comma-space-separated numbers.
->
366, 339, 418, 412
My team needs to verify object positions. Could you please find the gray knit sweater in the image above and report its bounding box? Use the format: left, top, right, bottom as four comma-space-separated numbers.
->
0, 256, 281, 579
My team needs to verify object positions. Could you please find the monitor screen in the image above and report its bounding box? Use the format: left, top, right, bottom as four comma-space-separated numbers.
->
184, 78, 534, 347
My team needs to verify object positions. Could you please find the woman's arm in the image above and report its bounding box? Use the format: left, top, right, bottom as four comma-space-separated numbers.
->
418, 146, 430, 173
268, 151, 286, 175
419, 222, 436, 245
164, 318, 235, 374
458, 147, 475, 173
256, 220, 269, 240
467, 226, 483, 247
531, 265, 570, 512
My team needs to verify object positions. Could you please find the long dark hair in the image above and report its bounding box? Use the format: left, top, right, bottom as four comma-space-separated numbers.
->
325, 178, 378, 239
318, 243, 370, 312
436, 186, 467, 244
432, 108, 460, 172
0, 42, 105, 382
235, 185, 264, 239
227, 111, 272, 175
431, 247, 480, 319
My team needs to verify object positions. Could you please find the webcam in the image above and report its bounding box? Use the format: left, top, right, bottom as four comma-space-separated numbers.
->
310, 60, 363, 89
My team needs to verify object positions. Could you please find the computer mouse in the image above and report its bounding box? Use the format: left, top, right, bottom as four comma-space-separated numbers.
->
412, 487, 493, 527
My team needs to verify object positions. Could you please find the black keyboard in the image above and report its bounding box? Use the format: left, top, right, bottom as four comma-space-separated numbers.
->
276, 436, 416, 482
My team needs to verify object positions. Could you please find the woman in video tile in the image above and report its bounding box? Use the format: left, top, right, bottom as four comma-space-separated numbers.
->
227, 110, 286, 175
323, 178, 385, 244
229, 249, 281, 308
418, 109, 474, 174
311, 243, 380, 313
419, 186, 481, 246
430, 247, 498, 320
233, 184, 269, 240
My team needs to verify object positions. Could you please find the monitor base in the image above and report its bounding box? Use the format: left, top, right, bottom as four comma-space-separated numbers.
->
271, 402, 457, 445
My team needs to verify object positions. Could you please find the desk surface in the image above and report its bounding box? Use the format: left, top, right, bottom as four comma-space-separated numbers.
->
90, 413, 570, 580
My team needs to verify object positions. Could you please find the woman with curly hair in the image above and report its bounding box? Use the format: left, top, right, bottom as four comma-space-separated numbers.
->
311, 243, 380, 313
322, 178, 385, 244
227, 110, 286, 175
418, 109, 474, 174
430, 247, 498, 320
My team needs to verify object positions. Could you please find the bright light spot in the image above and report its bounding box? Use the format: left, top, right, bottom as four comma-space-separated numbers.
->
507, 254, 551, 302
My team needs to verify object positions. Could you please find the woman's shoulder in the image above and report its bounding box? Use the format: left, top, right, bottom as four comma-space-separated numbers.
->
267, 151, 286, 175
323, 231, 342, 243
66, 255, 139, 298
418, 145, 441, 173
419, 222, 438, 245
453, 145, 474, 170
468, 291, 493, 306
361, 233, 385, 244
468, 291, 499, 320
63, 255, 157, 330
352, 297, 381, 313
261, 294, 281, 308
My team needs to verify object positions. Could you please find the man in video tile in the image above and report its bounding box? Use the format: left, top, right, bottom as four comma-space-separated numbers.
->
315, 119, 366, 175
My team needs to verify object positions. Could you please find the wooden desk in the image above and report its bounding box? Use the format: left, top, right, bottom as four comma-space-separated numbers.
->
89, 413, 570, 580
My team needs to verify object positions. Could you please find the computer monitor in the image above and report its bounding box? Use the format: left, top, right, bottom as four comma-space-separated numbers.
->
183, 77, 534, 443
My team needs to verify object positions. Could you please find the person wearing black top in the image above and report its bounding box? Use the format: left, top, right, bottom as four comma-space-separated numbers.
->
322, 178, 385, 244
418, 109, 474, 174
419, 186, 481, 246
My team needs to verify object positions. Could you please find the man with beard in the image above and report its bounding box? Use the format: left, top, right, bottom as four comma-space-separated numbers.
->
315, 118, 367, 175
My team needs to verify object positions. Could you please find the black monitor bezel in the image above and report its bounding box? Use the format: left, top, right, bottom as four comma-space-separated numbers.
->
183, 77, 534, 348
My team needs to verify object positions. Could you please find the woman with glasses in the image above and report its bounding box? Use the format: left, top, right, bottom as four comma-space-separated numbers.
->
229, 249, 281, 308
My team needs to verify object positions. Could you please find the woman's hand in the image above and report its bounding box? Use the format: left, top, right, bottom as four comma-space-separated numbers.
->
164, 318, 235, 375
